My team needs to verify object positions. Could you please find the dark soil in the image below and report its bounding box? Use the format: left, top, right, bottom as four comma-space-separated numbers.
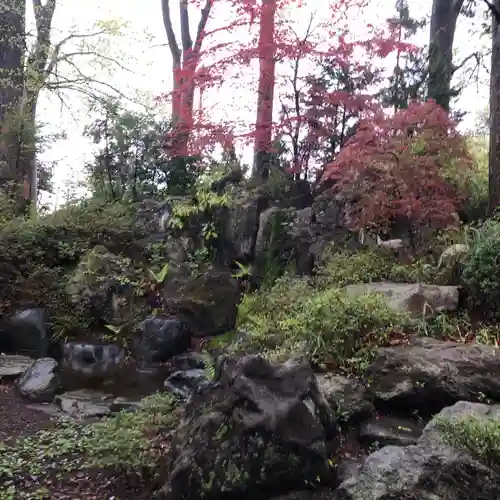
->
0, 382, 163, 499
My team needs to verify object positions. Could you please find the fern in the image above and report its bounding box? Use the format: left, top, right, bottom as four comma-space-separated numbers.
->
147, 262, 169, 284
200, 352, 216, 380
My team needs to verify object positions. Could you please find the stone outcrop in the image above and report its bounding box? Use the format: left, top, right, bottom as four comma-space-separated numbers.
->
158, 355, 339, 500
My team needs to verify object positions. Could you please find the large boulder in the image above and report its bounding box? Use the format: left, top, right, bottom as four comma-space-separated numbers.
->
365, 335, 500, 415
163, 265, 241, 337
0, 308, 48, 357
158, 355, 339, 500
344, 282, 459, 318
133, 315, 192, 363
61, 341, 125, 380
334, 401, 500, 500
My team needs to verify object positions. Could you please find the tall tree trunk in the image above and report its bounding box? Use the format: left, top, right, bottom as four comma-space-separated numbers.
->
0, 0, 26, 211
161, 0, 212, 156
427, 0, 464, 111
22, 0, 57, 215
487, 0, 500, 215
252, 0, 277, 180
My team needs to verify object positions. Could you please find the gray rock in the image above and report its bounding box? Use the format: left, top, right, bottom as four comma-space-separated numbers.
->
334, 442, 500, 499
163, 266, 241, 337
335, 400, 500, 500
344, 282, 459, 318
157, 355, 339, 500
55, 389, 114, 419
316, 374, 374, 426
17, 357, 60, 403
359, 416, 422, 447
163, 368, 214, 400
61, 342, 125, 378
365, 335, 500, 414
0, 354, 34, 379
420, 400, 500, 446
133, 316, 191, 363
0, 308, 48, 357
225, 192, 268, 260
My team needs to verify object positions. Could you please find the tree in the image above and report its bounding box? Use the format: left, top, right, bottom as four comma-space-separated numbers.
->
427, 0, 465, 110
159, 0, 410, 182
161, 0, 214, 157
323, 101, 470, 234
486, 0, 500, 214
383, 0, 427, 111
0, 0, 27, 210
0, 0, 132, 215
84, 99, 199, 201
252, 0, 278, 180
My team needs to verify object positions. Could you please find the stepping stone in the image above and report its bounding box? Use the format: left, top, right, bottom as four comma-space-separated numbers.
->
0, 354, 34, 379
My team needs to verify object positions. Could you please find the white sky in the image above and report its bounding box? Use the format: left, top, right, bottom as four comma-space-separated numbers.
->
32, 0, 490, 208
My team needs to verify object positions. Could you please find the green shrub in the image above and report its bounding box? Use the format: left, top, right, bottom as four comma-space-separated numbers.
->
461, 218, 500, 316
434, 415, 500, 471
235, 276, 412, 371
0, 199, 142, 318
315, 249, 392, 288
315, 247, 436, 288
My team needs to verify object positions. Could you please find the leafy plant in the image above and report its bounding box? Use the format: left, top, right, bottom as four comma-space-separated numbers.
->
462, 217, 500, 317
434, 415, 500, 471
0, 392, 177, 498
232, 260, 252, 279
235, 276, 412, 371
147, 262, 170, 284
324, 101, 470, 233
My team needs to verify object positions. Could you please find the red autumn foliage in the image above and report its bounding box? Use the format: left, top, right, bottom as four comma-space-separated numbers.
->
322, 100, 471, 232
160, 0, 412, 165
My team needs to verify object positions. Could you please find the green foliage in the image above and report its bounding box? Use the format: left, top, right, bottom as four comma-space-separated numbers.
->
0, 198, 143, 339
315, 247, 435, 288
434, 415, 500, 470
315, 248, 393, 288
167, 166, 235, 264
84, 98, 199, 201
235, 276, 412, 371
147, 262, 169, 284
462, 135, 489, 210
0, 393, 177, 498
462, 218, 500, 316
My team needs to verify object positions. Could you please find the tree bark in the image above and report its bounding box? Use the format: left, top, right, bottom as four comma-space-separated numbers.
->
22, 0, 57, 213
252, 0, 277, 180
0, 0, 26, 210
161, 0, 212, 156
487, 0, 500, 215
427, 0, 464, 111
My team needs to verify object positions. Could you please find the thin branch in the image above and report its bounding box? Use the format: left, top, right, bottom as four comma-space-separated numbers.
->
161, 0, 181, 65
193, 0, 213, 55
180, 0, 193, 52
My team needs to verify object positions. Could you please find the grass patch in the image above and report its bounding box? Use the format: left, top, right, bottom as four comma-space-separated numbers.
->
0, 392, 177, 499
434, 415, 500, 471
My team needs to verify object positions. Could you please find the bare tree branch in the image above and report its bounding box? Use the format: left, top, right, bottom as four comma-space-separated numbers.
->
161, 0, 181, 65
180, 0, 192, 52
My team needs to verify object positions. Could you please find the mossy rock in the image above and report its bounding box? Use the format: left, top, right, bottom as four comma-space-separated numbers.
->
66, 245, 141, 325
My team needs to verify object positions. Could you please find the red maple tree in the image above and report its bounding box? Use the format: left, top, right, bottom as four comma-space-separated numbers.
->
159, 0, 409, 165
322, 100, 471, 232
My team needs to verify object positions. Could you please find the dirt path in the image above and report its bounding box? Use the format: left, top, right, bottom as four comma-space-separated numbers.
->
0, 383, 55, 444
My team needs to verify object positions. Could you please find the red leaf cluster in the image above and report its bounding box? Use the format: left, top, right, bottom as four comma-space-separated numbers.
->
322, 100, 471, 232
